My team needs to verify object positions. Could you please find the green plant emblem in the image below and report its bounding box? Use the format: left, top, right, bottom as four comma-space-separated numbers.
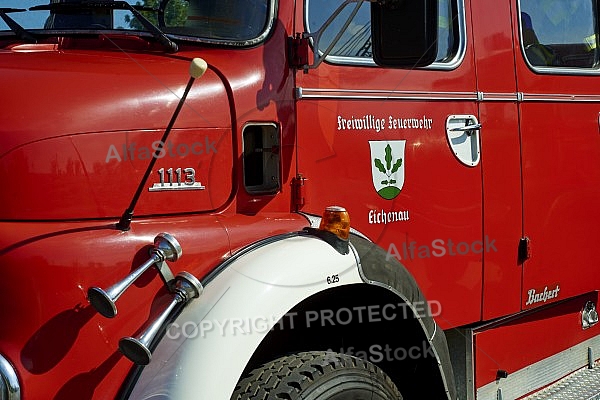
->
373, 144, 403, 200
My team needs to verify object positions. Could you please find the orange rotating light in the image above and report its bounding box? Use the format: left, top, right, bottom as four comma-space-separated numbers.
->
319, 206, 350, 240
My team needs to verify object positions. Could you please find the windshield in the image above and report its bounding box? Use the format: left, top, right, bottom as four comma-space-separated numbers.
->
0, 0, 273, 45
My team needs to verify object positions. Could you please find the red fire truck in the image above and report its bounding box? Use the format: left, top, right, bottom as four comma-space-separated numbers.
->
2, 0, 600, 398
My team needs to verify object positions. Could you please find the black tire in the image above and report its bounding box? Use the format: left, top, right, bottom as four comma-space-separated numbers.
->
231, 351, 402, 400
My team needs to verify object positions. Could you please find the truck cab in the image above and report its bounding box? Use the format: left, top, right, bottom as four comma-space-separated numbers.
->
1, 1, 600, 399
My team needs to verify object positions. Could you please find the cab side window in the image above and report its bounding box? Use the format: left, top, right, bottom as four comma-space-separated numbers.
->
306, 0, 461, 65
519, 0, 599, 68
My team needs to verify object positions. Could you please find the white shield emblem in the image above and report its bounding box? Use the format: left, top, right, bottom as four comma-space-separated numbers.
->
369, 140, 405, 200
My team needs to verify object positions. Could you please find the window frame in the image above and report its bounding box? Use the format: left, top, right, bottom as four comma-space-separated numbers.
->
303, 0, 467, 70
517, 0, 600, 75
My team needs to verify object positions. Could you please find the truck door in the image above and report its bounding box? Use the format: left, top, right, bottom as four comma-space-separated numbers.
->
295, 0, 484, 328
514, 0, 600, 308
470, 1, 524, 319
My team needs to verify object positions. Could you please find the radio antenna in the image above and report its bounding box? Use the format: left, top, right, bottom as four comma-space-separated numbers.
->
116, 58, 208, 231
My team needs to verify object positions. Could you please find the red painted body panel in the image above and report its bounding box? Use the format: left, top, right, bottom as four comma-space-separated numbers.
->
0, 47, 230, 150
0, 48, 234, 219
470, 0, 523, 320
511, 6, 600, 308
518, 101, 600, 307
295, 3, 483, 329
471, 0, 600, 389
0, 128, 232, 219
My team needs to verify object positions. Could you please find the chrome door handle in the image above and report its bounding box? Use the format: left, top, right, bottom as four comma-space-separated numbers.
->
446, 115, 481, 167
450, 123, 482, 134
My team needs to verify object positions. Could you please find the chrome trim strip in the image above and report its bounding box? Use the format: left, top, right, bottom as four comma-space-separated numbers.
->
521, 93, 600, 102
522, 65, 600, 77
0, 354, 20, 400
480, 92, 519, 102
148, 183, 205, 191
296, 88, 600, 103
526, 65, 600, 76
477, 334, 600, 400
201, 231, 302, 286
296, 88, 479, 101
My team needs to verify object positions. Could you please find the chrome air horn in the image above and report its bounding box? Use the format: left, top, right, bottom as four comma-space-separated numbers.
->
87, 232, 181, 318
87, 232, 204, 365
119, 271, 203, 365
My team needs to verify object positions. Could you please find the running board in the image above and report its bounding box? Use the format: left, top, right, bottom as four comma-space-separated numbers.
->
473, 294, 600, 400
477, 334, 600, 399
522, 362, 600, 400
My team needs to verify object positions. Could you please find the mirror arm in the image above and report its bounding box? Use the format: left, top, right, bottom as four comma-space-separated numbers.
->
302, 0, 367, 70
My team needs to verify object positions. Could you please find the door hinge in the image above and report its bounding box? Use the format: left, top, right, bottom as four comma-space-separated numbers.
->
292, 174, 307, 209
289, 34, 309, 70
518, 236, 531, 264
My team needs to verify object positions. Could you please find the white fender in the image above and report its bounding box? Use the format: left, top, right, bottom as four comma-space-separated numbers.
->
129, 233, 362, 399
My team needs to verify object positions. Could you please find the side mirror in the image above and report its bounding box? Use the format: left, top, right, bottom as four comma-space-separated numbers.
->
371, 0, 439, 67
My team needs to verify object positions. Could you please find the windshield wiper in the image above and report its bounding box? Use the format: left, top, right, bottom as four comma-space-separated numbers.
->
30, 1, 178, 52
0, 8, 37, 43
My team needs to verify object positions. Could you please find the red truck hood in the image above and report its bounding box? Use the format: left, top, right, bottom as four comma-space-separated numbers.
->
0, 43, 233, 220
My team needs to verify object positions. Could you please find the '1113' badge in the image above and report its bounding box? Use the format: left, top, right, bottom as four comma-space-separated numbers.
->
149, 167, 205, 191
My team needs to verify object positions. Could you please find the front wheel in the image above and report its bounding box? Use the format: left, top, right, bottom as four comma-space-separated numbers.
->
231, 351, 402, 400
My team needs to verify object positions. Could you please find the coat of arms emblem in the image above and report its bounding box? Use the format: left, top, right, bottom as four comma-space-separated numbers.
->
369, 140, 405, 200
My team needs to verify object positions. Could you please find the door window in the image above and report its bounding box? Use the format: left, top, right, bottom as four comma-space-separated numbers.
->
305, 0, 464, 67
519, 0, 599, 68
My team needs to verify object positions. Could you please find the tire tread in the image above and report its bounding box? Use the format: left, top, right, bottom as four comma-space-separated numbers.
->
231, 351, 400, 400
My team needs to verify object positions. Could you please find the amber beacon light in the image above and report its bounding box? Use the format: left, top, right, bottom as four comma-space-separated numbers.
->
319, 206, 350, 240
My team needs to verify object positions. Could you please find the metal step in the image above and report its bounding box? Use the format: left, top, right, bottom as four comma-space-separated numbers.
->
523, 362, 600, 400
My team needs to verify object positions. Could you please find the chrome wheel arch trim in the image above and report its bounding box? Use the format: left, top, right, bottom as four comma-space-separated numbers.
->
122, 229, 455, 400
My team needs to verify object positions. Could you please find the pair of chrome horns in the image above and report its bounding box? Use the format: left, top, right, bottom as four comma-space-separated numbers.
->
87, 233, 203, 365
